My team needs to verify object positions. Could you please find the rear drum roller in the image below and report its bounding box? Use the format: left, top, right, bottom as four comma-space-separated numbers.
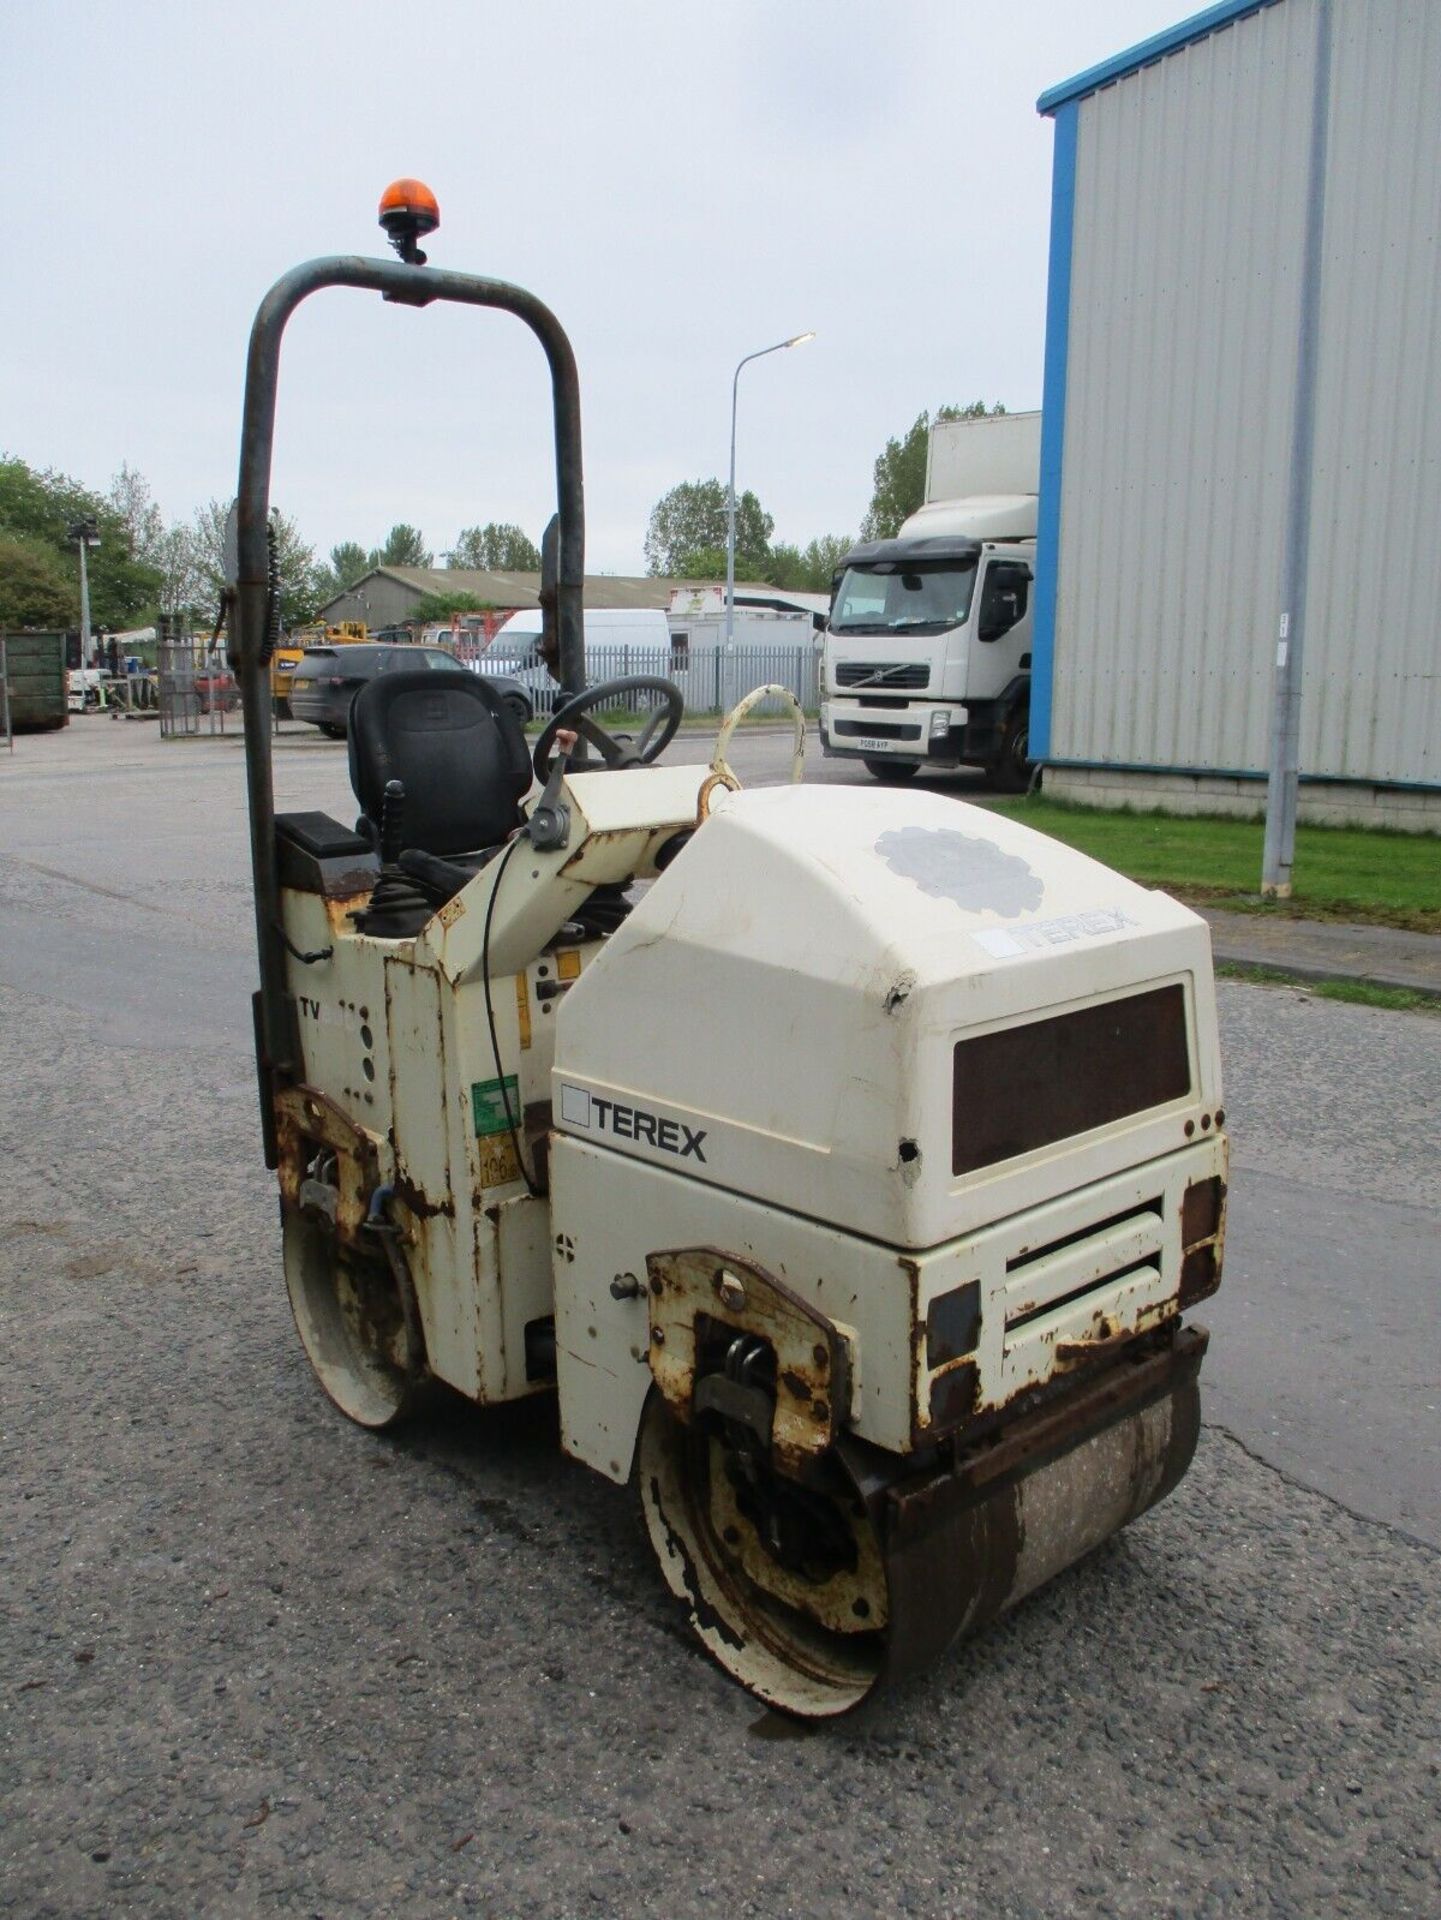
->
639, 1344, 1205, 1716
281, 1208, 426, 1429
637, 1391, 888, 1718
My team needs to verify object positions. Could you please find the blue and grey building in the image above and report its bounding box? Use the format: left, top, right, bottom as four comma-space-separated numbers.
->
1033, 0, 1440, 829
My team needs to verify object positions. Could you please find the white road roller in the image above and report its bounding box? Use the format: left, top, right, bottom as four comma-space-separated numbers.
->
231, 188, 1228, 1717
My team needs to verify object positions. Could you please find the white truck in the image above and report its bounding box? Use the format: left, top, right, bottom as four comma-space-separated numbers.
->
822, 410, 1039, 791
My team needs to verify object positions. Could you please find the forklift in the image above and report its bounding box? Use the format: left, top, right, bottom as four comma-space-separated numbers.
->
229, 182, 1228, 1717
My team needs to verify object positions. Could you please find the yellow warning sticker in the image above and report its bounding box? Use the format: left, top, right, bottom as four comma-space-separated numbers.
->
556, 949, 583, 983
516, 972, 532, 1050
479, 1133, 521, 1188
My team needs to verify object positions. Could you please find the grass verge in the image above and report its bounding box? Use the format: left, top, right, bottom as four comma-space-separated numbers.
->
984, 796, 1440, 933
1215, 963, 1440, 1015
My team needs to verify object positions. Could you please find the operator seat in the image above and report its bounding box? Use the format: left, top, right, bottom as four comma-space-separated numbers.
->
347, 669, 532, 933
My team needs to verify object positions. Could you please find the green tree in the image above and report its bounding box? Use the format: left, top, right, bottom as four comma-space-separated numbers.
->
106, 463, 166, 566
327, 541, 371, 589
149, 524, 205, 619
765, 533, 853, 592
444, 523, 542, 571
644, 479, 773, 577
670, 543, 729, 579
407, 589, 497, 623
189, 499, 322, 629
0, 534, 78, 627
370, 524, 432, 570
312, 540, 371, 607
0, 454, 162, 628
0, 456, 85, 550
106, 469, 206, 617
859, 401, 1006, 541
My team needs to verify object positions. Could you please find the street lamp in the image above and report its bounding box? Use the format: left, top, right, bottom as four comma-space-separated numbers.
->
67, 516, 101, 667
725, 331, 815, 646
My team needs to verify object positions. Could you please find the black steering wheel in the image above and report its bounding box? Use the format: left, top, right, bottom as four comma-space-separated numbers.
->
532, 676, 684, 779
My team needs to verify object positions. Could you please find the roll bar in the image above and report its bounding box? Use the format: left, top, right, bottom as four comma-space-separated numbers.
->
230, 253, 585, 1100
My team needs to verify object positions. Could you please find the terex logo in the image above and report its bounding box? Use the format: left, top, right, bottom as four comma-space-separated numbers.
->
560, 1085, 707, 1162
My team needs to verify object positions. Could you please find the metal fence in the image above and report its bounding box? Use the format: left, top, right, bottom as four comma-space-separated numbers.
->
476, 643, 820, 719
157, 638, 239, 738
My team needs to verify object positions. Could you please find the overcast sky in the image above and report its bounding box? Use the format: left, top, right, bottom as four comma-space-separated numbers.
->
4, 0, 1188, 575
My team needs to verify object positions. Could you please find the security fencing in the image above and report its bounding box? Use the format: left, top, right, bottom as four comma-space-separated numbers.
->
157, 638, 240, 738
476, 642, 820, 721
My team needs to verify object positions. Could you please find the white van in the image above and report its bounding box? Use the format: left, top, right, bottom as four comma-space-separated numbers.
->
482, 607, 673, 712
491, 606, 669, 654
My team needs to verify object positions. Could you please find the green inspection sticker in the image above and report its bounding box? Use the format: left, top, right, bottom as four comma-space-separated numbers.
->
471, 1075, 520, 1138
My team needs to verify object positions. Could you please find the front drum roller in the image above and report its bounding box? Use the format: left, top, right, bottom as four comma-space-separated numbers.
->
639, 1330, 1206, 1719
273, 1085, 428, 1430
282, 1207, 428, 1429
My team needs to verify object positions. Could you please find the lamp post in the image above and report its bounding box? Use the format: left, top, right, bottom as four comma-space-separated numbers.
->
67, 516, 101, 667
725, 331, 815, 646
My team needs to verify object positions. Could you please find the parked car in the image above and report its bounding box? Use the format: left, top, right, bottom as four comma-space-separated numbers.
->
287, 643, 533, 737
194, 656, 240, 714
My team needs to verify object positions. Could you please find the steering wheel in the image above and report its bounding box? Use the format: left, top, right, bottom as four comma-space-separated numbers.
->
532, 676, 684, 780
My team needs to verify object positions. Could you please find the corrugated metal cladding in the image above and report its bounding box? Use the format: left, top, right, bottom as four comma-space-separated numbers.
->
1048, 0, 1441, 788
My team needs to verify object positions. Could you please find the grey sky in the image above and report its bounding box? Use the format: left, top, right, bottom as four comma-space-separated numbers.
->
4, 0, 1184, 575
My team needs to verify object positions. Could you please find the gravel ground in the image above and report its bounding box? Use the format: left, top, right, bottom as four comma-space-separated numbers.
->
2, 724, 1439, 1917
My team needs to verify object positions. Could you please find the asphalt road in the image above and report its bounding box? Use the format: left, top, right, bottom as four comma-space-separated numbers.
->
2, 716, 1438, 1918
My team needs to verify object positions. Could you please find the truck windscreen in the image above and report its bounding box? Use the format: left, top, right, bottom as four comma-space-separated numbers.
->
830, 560, 977, 636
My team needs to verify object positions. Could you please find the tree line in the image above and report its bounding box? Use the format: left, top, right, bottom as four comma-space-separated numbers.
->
0, 401, 1003, 633
0, 457, 548, 635
641, 401, 1005, 589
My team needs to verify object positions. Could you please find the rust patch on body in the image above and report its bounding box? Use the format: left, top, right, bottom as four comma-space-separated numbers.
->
324, 889, 377, 934
928, 1361, 979, 1433
560, 826, 638, 881
644, 1246, 850, 1474
391, 1169, 455, 1221
274, 1083, 382, 1246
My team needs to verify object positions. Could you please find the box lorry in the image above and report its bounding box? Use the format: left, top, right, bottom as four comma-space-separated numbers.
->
821, 410, 1039, 790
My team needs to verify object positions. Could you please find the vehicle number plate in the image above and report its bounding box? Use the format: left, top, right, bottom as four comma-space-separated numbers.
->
854, 736, 901, 753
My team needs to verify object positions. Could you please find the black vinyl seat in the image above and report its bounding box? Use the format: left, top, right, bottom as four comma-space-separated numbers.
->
347, 670, 532, 930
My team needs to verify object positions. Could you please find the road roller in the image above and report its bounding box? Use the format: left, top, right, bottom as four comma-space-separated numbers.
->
230, 187, 1228, 1717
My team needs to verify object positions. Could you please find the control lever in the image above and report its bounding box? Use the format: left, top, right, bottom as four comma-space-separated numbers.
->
380, 779, 406, 863
527, 729, 576, 851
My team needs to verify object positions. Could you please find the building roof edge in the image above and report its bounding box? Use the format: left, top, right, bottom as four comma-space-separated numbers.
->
1037, 0, 1280, 116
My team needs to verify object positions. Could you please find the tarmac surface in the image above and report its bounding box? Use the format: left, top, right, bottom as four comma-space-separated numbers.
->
1, 715, 1438, 1919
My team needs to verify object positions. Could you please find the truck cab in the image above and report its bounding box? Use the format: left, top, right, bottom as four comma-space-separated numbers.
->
821, 507, 1035, 790
822, 409, 1040, 791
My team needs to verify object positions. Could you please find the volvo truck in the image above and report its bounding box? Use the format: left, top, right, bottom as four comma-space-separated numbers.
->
821, 410, 1039, 791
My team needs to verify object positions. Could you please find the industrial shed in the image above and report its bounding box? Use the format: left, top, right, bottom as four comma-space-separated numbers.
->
1033, 0, 1441, 829
318, 568, 774, 631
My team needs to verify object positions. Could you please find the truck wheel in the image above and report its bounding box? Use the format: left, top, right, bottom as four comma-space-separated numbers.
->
281, 1209, 427, 1429
864, 758, 918, 783
637, 1390, 888, 1718
319, 722, 347, 740
988, 713, 1032, 793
